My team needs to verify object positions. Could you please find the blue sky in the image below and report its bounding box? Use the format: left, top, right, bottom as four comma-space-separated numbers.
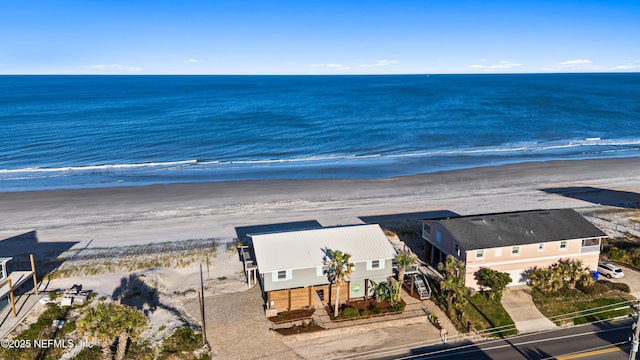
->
1, 0, 639, 74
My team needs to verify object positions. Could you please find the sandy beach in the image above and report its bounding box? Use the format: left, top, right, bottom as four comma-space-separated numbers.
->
1, 158, 640, 358
2, 158, 640, 250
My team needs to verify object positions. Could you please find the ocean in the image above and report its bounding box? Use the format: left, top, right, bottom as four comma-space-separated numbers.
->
1, 74, 639, 192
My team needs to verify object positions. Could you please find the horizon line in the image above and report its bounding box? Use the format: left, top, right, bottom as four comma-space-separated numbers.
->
1, 71, 639, 76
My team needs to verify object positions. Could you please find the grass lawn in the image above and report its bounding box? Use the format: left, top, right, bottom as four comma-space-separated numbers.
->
533, 290, 635, 326
464, 295, 517, 337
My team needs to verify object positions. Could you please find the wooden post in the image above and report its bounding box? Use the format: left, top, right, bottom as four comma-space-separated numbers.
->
364, 279, 369, 300
30, 254, 38, 295
8, 279, 16, 318
199, 264, 208, 347
197, 290, 207, 347
308, 286, 312, 308
410, 275, 415, 296
206, 255, 210, 280
288, 289, 292, 311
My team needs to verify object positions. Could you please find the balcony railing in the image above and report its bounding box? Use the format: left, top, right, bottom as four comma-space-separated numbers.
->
580, 238, 601, 253
580, 245, 600, 253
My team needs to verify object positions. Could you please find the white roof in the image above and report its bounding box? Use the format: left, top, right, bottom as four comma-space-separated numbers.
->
251, 224, 396, 274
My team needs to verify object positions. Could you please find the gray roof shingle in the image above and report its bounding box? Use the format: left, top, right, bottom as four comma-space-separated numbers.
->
436, 209, 606, 250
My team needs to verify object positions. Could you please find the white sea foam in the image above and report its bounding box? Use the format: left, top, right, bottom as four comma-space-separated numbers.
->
0, 160, 199, 174
2, 138, 640, 176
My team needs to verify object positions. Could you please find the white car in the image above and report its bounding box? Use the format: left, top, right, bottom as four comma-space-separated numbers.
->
597, 262, 624, 279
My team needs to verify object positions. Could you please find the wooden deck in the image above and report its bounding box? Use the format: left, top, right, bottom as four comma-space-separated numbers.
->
0, 271, 34, 300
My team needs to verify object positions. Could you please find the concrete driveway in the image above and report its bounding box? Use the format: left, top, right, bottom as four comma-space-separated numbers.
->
606, 263, 640, 298
184, 286, 302, 360
501, 286, 557, 333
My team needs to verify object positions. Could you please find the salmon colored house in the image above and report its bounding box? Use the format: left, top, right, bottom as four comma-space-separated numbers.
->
422, 209, 606, 289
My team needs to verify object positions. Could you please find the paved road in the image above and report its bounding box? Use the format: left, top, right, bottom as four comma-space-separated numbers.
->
403, 320, 633, 360
343, 319, 634, 360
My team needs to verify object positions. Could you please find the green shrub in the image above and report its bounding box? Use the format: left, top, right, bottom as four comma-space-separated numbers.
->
608, 247, 627, 261
578, 279, 630, 296
611, 282, 631, 293
61, 321, 76, 334
191, 354, 211, 360
160, 326, 202, 359
579, 281, 610, 295
389, 303, 405, 313
342, 306, 360, 318
359, 309, 368, 317
73, 346, 102, 360
370, 306, 381, 314
126, 340, 155, 360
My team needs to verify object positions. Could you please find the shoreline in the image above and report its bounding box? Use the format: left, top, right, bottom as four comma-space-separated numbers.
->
4, 156, 640, 195
2, 152, 640, 194
1, 157, 639, 250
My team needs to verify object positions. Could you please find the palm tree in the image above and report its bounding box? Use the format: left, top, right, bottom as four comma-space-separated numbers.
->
370, 280, 395, 303
549, 271, 564, 293
325, 249, 354, 318
395, 250, 417, 296
566, 259, 586, 289
438, 255, 468, 317
77, 301, 147, 360
528, 267, 552, 293
553, 260, 572, 285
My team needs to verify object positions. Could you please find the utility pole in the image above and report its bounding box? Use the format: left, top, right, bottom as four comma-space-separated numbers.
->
631, 300, 640, 360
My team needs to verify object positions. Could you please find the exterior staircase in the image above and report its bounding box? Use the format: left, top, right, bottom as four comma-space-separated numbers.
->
413, 272, 432, 300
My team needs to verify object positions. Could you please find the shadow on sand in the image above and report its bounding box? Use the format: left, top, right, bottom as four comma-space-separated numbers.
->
541, 186, 640, 209
112, 273, 197, 326
359, 211, 459, 258
234, 220, 323, 245
0, 231, 79, 277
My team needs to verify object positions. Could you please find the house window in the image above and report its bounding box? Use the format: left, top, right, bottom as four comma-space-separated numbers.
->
367, 260, 385, 270
316, 266, 324, 277
511, 246, 520, 256
435, 230, 442, 243
273, 270, 292, 282
277, 271, 287, 280
476, 250, 484, 259
560, 241, 568, 251
423, 223, 431, 240
453, 242, 460, 256
495, 248, 502, 257
538, 243, 545, 252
